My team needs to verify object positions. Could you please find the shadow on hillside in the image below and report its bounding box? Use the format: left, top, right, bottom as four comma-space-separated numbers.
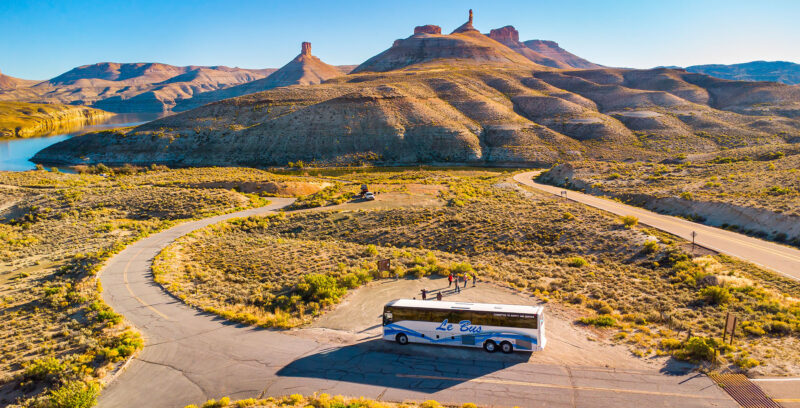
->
276, 339, 529, 391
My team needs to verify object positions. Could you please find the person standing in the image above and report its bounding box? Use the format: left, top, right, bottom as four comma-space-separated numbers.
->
421, 289, 427, 300
463, 275, 468, 288
472, 274, 477, 287
436, 292, 442, 301
455, 276, 461, 293
448, 273, 453, 287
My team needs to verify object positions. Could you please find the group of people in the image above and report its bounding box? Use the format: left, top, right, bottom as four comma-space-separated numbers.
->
419, 273, 477, 300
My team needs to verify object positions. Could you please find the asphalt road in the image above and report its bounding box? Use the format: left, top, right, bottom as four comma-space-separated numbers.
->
98, 197, 737, 408
514, 171, 800, 281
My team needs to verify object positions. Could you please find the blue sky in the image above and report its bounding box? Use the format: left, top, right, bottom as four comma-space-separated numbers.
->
2, 0, 799, 79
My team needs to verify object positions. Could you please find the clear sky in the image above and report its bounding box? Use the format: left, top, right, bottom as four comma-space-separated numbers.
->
2, 0, 799, 79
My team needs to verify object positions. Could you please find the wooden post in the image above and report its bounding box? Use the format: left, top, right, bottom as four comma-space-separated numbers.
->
691, 231, 697, 256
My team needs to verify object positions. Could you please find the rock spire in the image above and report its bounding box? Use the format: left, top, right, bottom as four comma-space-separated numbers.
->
451, 9, 479, 34
301, 42, 312, 56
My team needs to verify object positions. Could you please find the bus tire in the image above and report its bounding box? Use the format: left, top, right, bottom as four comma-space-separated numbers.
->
396, 333, 409, 345
500, 341, 513, 354
483, 340, 498, 353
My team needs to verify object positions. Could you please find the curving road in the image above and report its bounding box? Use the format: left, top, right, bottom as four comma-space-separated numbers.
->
514, 171, 800, 281
98, 197, 736, 408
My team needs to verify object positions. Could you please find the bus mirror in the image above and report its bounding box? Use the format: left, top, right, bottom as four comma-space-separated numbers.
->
383, 312, 393, 325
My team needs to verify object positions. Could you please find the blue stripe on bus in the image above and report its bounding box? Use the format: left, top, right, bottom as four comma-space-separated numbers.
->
384, 323, 537, 349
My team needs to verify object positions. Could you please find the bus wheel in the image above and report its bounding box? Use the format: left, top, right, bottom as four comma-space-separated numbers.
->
396, 333, 409, 345
500, 341, 513, 354
483, 340, 498, 353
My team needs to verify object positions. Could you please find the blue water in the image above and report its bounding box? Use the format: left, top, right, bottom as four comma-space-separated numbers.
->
0, 113, 165, 171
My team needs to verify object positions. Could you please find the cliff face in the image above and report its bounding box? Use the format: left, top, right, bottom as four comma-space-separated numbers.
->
0, 101, 112, 138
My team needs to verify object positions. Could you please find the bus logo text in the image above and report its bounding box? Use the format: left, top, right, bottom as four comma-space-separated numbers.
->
436, 319, 482, 334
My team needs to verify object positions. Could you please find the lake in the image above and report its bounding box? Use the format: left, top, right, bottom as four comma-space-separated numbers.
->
0, 112, 165, 171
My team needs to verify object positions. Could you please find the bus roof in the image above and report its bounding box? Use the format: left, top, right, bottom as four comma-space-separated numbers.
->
385, 299, 543, 315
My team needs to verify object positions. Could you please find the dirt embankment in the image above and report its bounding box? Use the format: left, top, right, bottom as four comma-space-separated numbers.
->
540, 163, 800, 242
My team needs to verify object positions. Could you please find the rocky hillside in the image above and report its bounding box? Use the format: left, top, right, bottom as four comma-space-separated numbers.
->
34, 11, 800, 167
0, 63, 276, 113
486, 26, 600, 69
686, 61, 800, 85
523, 40, 601, 69
0, 101, 112, 138
174, 42, 344, 111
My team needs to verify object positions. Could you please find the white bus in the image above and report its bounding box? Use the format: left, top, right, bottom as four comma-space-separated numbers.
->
382, 299, 545, 353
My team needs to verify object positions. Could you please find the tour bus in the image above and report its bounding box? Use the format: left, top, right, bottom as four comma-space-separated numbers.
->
382, 299, 545, 353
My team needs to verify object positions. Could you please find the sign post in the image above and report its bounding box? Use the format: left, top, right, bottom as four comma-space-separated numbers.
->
723, 312, 737, 345
691, 231, 697, 256
377, 259, 390, 272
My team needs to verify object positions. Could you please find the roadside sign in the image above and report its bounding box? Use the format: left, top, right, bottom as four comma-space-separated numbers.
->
377, 259, 390, 272
723, 312, 737, 344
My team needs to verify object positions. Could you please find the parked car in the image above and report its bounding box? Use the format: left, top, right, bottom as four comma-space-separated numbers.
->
364, 192, 375, 201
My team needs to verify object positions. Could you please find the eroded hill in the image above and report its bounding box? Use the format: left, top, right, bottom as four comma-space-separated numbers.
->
33, 12, 800, 167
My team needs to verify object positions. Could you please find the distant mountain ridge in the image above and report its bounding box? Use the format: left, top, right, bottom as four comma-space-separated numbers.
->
686, 61, 800, 85
0, 63, 276, 113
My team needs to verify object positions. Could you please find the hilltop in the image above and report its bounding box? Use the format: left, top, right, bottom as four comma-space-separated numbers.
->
0, 63, 276, 113
34, 11, 800, 167
0, 69, 39, 91
686, 61, 800, 85
175, 42, 344, 111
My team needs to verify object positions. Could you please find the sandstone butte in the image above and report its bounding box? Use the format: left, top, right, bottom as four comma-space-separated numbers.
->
33, 10, 800, 168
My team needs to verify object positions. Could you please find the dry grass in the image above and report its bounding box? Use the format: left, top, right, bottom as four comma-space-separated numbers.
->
155, 169, 800, 375
0, 167, 300, 406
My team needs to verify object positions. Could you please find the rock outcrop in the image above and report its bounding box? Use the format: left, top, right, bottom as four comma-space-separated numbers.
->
488, 26, 519, 44
0, 101, 112, 138
686, 61, 800, 85
414, 25, 442, 35
173, 42, 344, 111
353, 12, 539, 73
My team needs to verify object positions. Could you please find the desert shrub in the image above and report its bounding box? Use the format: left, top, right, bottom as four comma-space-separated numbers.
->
764, 320, 792, 336
448, 262, 474, 275
699, 286, 732, 306
578, 315, 616, 327
421, 401, 443, 408
566, 257, 588, 268
621, 215, 638, 228
659, 338, 682, 350
597, 305, 614, 315
742, 323, 766, 337
562, 212, 575, 220
642, 240, 659, 254
364, 244, 379, 256
673, 336, 719, 362
295, 274, 346, 306
23, 357, 65, 381
735, 356, 760, 369
48, 381, 99, 408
